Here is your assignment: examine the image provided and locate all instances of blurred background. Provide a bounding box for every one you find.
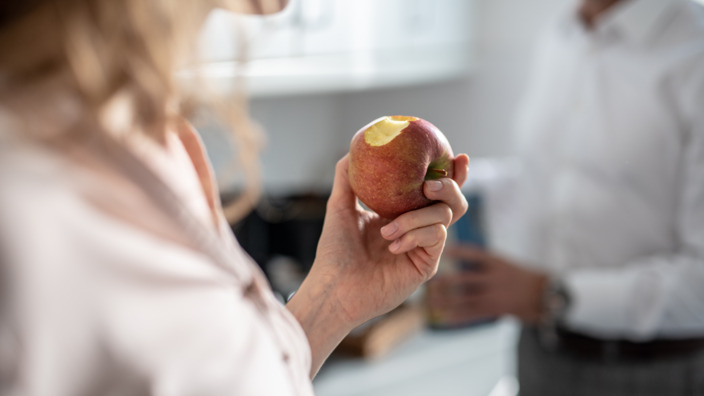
[192,0,558,395]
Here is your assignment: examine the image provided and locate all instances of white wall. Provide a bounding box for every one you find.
[201,0,565,194]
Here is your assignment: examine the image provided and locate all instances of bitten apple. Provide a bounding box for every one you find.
[348,115,455,219]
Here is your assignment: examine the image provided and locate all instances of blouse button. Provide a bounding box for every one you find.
[243,281,257,297]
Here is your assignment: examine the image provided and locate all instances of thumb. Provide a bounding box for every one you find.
[328,155,357,210]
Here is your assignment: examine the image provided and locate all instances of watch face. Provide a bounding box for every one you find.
[548,282,571,319]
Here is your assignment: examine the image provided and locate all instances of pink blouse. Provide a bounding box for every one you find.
[0,108,313,395]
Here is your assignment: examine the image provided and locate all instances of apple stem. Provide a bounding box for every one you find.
[430,168,448,177]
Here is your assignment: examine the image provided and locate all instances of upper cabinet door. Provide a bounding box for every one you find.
[191,0,475,97]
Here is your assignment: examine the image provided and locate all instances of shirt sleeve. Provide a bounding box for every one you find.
[562,59,704,341]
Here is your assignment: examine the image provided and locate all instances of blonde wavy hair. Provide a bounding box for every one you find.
[0,0,286,221]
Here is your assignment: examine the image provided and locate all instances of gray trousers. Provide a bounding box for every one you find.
[518,328,704,396]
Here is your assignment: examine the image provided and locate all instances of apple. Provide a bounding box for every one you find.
[348,115,455,219]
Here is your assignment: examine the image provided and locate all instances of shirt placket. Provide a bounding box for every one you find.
[546,33,597,275]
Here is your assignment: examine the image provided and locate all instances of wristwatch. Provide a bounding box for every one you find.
[539,277,572,349]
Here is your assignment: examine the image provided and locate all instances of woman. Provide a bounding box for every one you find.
[0,0,470,394]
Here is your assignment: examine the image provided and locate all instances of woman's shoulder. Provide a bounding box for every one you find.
[0,132,203,270]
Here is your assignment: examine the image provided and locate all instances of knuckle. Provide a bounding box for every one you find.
[418,257,439,281]
[426,264,439,280]
[434,224,448,242]
[441,205,453,226]
[458,195,469,217]
[394,216,409,233]
[400,232,415,250]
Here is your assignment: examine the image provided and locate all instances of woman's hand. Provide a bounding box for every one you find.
[287,153,469,377]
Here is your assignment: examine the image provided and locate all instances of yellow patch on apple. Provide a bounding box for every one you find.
[364,116,418,146]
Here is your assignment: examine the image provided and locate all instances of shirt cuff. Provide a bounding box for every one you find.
[562,267,664,341]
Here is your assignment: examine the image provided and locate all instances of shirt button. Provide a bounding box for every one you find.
[243,281,257,297]
[282,352,290,363]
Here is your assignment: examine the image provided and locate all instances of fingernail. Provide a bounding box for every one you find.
[427,180,443,192]
[381,222,399,237]
[389,239,401,253]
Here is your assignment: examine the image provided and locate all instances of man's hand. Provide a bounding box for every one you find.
[426,246,548,325]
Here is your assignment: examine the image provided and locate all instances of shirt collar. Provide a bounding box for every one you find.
[599,0,679,43]
[560,0,681,44]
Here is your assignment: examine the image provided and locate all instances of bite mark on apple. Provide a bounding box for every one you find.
[364,116,419,146]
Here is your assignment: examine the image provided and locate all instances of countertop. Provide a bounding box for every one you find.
[313,318,521,396]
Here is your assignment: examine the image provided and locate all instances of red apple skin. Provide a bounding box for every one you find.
[348,116,455,219]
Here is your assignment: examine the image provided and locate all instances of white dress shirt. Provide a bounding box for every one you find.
[506,0,704,340]
[0,93,313,395]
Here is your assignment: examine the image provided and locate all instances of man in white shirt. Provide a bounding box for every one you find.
[426,0,704,394]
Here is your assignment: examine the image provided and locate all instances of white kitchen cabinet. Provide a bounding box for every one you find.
[191,0,475,97]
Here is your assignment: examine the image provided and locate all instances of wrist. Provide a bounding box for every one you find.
[538,276,572,348]
[285,276,354,377]
[517,272,550,324]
